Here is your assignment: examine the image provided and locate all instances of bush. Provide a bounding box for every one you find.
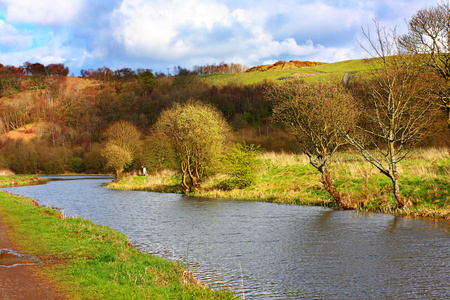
[69,157,85,173]
[142,133,176,172]
[222,142,260,189]
[84,143,107,173]
[103,143,133,179]
[154,100,230,192]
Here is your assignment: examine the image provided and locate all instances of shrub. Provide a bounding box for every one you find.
[222,142,260,189]
[69,157,85,173]
[154,100,230,192]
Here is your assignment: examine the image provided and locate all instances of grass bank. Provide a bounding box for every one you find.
[0,191,235,299]
[0,174,47,187]
[110,148,450,220]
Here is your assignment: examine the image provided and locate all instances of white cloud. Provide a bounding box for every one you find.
[110,0,366,66]
[0,0,438,73]
[1,0,84,25]
[262,59,277,65]
[112,0,231,59]
[0,32,91,73]
[293,2,368,30]
[0,20,33,50]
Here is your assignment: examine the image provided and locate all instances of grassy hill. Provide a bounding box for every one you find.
[199,59,372,86]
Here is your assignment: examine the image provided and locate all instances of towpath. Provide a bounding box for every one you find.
[0,216,66,299]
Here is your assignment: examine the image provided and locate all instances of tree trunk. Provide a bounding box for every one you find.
[181,172,190,193]
[391,172,408,208]
[388,139,408,208]
[447,104,450,129]
[188,176,201,192]
[114,168,123,182]
[320,171,354,210]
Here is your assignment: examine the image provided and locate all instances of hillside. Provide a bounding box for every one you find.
[0,77,100,138]
[246,60,326,72]
[199,58,371,86]
[3,123,37,142]
[0,58,387,146]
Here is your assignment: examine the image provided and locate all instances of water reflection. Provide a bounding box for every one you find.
[1,177,449,299]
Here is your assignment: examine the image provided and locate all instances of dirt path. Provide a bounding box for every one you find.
[0,217,66,300]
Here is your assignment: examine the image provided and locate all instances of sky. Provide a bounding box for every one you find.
[0,0,437,76]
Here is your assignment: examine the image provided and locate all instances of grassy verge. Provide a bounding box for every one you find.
[0,174,47,187]
[0,191,235,299]
[110,148,450,220]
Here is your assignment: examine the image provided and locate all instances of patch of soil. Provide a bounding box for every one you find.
[3,124,37,142]
[0,217,66,299]
[246,60,326,72]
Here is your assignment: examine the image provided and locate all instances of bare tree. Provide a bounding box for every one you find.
[267,81,358,209]
[348,21,439,208]
[399,0,450,126]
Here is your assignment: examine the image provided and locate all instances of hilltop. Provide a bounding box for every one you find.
[246,60,326,72]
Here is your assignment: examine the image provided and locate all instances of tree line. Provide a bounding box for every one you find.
[0,61,274,177]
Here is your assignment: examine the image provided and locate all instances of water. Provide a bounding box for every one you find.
[0,249,41,267]
[2,176,449,299]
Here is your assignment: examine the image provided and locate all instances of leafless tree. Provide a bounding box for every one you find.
[348,21,439,208]
[267,81,358,209]
[399,0,450,126]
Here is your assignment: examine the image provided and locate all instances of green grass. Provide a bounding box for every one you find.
[108,170,182,193]
[111,148,450,220]
[0,192,236,299]
[0,175,47,187]
[199,59,373,86]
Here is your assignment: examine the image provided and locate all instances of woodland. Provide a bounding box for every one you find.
[0,61,278,175]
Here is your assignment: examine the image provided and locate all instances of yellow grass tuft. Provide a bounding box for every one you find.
[258,151,309,166]
[410,147,449,160]
[0,169,15,176]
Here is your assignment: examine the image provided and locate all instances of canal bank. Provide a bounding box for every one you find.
[109,150,450,220]
[0,190,235,299]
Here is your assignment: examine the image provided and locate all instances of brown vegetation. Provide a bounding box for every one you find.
[246,60,326,72]
[267,81,358,209]
[349,21,441,208]
[277,73,317,80]
[400,0,450,127]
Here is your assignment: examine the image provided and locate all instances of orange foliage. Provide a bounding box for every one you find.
[246,60,326,72]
